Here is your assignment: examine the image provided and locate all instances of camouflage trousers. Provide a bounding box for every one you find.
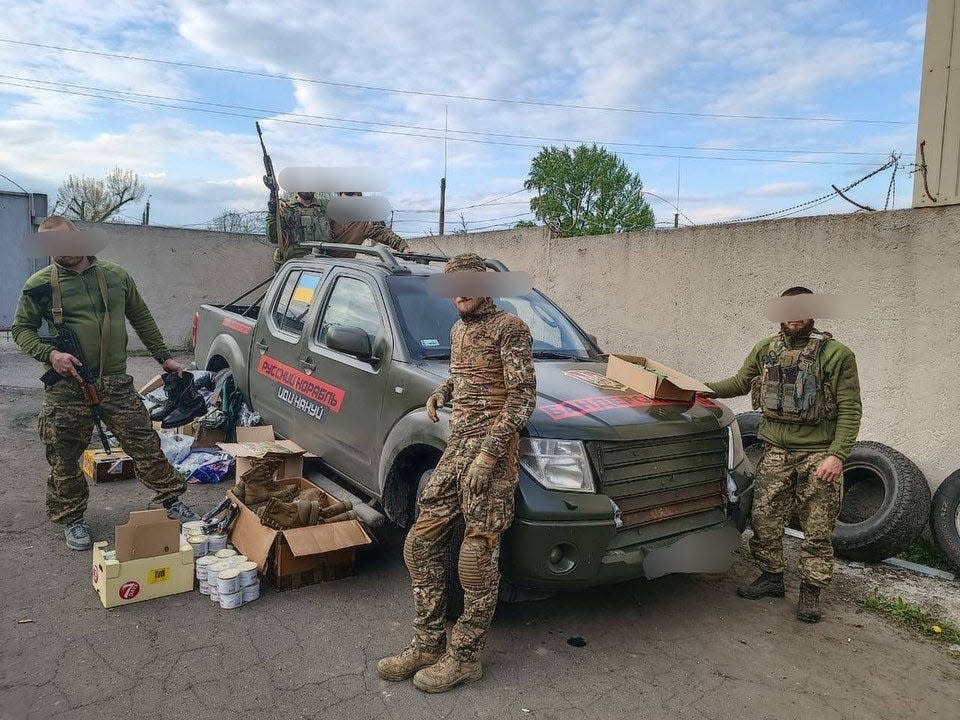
[751,445,843,587]
[39,373,186,524]
[403,435,518,663]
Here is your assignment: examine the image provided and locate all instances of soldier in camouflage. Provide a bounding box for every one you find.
[11,216,199,551]
[704,286,862,622]
[266,191,410,269]
[378,253,537,692]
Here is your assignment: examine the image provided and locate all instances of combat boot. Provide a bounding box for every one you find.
[239,455,287,506]
[377,643,444,682]
[149,373,188,421]
[161,372,208,429]
[412,653,483,693]
[64,518,92,551]
[736,571,785,599]
[257,497,301,530]
[797,583,822,623]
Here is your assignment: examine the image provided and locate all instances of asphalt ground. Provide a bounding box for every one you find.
[1,346,958,720]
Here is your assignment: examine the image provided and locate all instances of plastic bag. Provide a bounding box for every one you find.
[159,432,194,465]
[177,451,234,484]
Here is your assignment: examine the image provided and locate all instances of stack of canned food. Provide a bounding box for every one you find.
[183,521,261,609]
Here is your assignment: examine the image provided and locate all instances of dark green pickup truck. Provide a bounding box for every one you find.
[193,244,754,597]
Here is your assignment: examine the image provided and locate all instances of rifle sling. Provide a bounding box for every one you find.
[49,261,111,383]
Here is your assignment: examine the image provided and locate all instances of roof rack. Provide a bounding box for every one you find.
[300,242,410,273]
[391,251,510,272]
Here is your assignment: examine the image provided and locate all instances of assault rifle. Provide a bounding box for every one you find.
[26,285,113,454]
[257,121,286,255]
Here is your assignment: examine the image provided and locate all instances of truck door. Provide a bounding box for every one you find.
[301,270,393,488]
[248,267,325,440]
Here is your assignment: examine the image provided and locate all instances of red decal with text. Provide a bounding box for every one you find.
[256,355,345,412]
[222,317,253,335]
[118,581,140,600]
[539,393,680,421]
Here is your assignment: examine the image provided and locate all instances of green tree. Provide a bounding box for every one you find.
[524,144,654,236]
[514,220,537,228]
[57,167,145,222]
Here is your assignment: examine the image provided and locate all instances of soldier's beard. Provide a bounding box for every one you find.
[55,255,85,268]
[781,319,815,341]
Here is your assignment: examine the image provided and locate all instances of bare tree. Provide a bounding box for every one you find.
[207,209,266,234]
[57,167,146,222]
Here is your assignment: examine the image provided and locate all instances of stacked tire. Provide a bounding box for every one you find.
[931,470,960,573]
[736,412,931,562]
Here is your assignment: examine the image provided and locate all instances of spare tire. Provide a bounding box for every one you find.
[833,441,931,562]
[930,470,960,573]
[735,411,765,468]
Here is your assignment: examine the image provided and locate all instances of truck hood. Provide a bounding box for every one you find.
[420,359,733,442]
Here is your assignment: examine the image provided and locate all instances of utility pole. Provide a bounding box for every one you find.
[439,105,448,236]
[141,195,151,225]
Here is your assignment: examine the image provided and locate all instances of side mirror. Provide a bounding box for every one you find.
[326,325,374,360]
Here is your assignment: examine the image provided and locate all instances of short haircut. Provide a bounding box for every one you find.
[38,215,79,232]
[781,286,813,297]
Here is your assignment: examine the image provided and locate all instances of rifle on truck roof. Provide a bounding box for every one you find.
[257,121,286,257]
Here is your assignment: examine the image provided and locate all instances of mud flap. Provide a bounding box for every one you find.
[642,525,742,580]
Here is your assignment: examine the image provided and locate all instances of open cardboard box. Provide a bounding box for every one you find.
[606,354,712,403]
[218,425,314,480]
[91,509,194,608]
[227,476,371,591]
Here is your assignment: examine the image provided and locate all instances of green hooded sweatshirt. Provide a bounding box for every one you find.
[706,329,862,460]
[12,257,171,378]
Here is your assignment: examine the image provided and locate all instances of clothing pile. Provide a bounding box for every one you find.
[234,454,357,530]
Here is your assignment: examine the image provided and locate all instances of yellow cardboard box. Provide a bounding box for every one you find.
[91,509,194,608]
[82,448,135,483]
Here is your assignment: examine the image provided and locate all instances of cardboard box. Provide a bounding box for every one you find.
[91,509,194,608]
[218,425,308,480]
[227,477,371,591]
[82,448,136,483]
[606,354,712,403]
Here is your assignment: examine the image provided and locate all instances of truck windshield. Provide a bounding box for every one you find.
[386,274,594,360]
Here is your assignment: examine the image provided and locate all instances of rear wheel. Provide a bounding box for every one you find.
[735,411,765,468]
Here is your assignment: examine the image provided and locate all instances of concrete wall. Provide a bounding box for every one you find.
[1,191,47,328]
[64,208,959,486]
[408,206,960,487]
[79,222,273,349]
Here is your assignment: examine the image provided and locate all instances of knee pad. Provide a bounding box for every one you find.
[458,537,493,594]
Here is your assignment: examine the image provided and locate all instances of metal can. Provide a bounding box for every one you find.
[231,555,248,565]
[216,568,241,596]
[206,533,228,553]
[237,561,259,587]
[182,520,206,536]
[219,590,243,609]
[187,535,208,557]
[198,581,211,595]
[214,548,237,560]
[195,564,208,582]
[241,581,260,603]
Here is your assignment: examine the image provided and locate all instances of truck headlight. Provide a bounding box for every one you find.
[727,419,745,469]
[519,438,595,493]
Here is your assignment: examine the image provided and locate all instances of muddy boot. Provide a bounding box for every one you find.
[377,643,444,682]
[736,571,785,599]
[412,653,483,693]
[797,583,822,623]
[297,487,323,504]
[323,510,358,524]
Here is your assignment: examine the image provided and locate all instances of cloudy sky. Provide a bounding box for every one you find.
[0,0,926,236]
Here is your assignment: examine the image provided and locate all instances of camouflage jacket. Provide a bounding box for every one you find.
[434,300,537,460]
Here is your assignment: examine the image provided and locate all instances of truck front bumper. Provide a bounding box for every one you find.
[501,460,754,591]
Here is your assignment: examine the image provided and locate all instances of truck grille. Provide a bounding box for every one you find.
[591,430,727,532]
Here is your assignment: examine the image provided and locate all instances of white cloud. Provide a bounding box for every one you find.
[751,181,819,197]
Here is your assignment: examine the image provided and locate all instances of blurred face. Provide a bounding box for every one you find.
[781,318,815,340]
[453,296,486,316]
